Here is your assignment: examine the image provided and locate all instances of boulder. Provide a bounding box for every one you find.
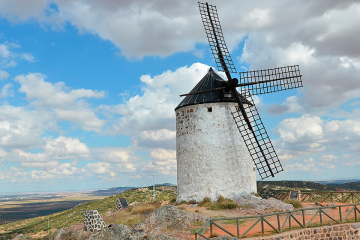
[12,234,26,240]
[89,224,131,240]
[137,205,190,233]
[231,191,293,211]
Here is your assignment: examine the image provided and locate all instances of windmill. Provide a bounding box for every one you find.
[175,2,303,202]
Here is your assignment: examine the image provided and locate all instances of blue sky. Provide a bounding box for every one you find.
[0,0,360,193]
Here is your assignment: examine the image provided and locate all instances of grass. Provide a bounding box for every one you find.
[105,202,161,226]
[283,199,303,209]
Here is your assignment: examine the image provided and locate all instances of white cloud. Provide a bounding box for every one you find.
[275,115,360,166]
[21,161,59,169]
[0,83,13,98]
[14,73,106,132]
[1,0,359,61]
[0,44,10,58]
[0,105,56,149]
[0,70,9,80]
[20,53,36,62]
[101,62,210,149]
[92,147,140,163]
[86,162,116,179]
[44,136,90,160]
[0,42,37,68]
[276,115,323,143]
[285,162,316,172]
[319,154,338,162]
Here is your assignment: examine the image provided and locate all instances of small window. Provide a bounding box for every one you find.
[207,107,212,112]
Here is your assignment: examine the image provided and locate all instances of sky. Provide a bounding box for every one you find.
[0,0,359,193]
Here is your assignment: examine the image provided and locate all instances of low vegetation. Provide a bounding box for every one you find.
[198,196,238,210]
[283,199,303,209]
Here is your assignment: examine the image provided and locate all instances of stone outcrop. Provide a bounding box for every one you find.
[136,205,190,233]
[231,191,294,211]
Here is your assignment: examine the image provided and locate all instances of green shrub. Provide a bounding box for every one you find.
[283,199,303,209]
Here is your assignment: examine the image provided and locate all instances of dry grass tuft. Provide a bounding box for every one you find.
[105,202,161,227]
[198,197,211,207]
[283,199,303,209]
[198,196,238,210]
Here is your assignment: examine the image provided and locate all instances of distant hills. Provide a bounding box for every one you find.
[326,181,360,191]
[315,179,360,185]
[258,180,360,191]
[90,187,134,196]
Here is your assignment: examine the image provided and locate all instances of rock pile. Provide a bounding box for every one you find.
[231,191,294,211]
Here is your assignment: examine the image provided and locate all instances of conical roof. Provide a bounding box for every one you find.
[175,68,250,110]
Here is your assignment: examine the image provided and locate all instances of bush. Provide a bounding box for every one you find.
[198,197,211,207]
[210,196,238,210]
[283,199,303,209]
[198,196,238,210]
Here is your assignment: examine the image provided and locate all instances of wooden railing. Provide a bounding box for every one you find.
[195,203,360,239]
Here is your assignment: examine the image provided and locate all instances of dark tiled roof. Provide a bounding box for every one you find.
[175,68,250,110]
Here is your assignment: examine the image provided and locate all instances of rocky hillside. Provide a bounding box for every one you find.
[0,187,176,239]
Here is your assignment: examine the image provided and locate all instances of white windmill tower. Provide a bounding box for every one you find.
[175,2,303,202]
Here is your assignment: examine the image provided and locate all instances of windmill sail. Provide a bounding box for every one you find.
[194,2,303,179]
[198,2,237,74]
[231,91,283,179]
[238,65,303,95]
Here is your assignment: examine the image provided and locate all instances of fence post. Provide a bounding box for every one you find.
[277,214,280,232]
[261,217,264,235]
[302,210,305,227]
[237,219,240,238]
[355,206,357,222]
[339,206,342,223]
[210,221,213,237]
[289,213,292,230]
[320,209,323,225]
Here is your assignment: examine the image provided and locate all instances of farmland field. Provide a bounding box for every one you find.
[0,194,104,225]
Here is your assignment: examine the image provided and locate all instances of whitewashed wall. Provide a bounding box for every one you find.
[176,102,257,202]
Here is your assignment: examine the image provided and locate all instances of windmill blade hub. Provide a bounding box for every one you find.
[225,78,239,92]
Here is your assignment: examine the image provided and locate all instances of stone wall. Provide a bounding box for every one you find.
[246,222,360,240]
[83,210,107,232]
[116,198,128,210]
